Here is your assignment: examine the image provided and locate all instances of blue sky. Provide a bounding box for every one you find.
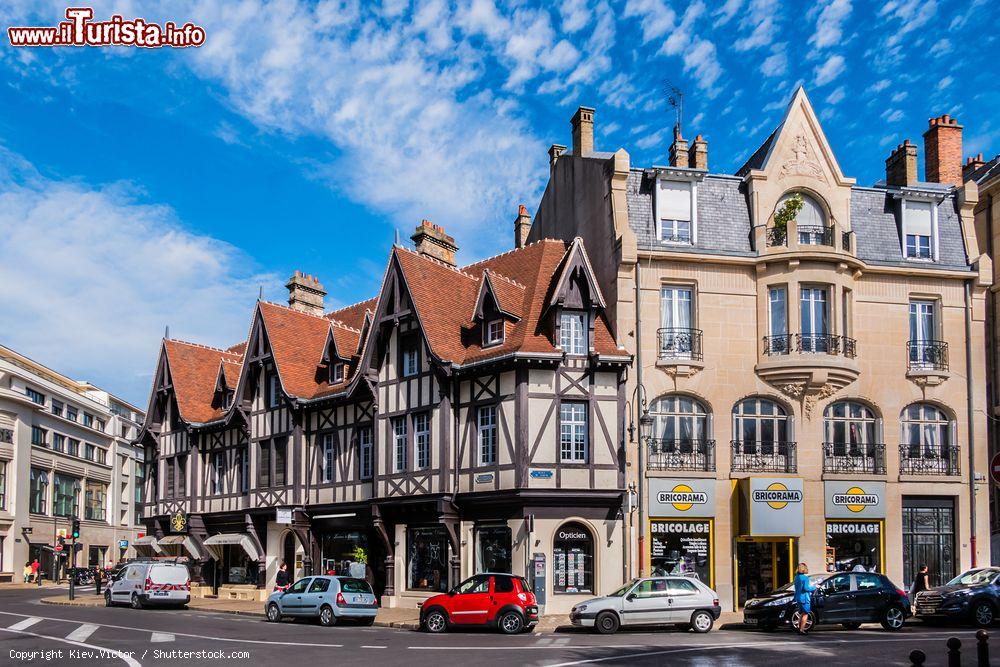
[1,0,998,405]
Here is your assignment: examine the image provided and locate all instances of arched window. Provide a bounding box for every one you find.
[823,401,883,474]
[649,395,712,470]
[732,397,792,472]
[553,522,594,595]
[29,468,48,514]
[900,404,957,474]
[778,192,827,244]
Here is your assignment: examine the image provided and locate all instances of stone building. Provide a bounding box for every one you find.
[134,226,630,613]
[0,343,145,581]
[528,87,991,609]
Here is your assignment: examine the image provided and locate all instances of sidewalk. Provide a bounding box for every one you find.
[39,591,744,632]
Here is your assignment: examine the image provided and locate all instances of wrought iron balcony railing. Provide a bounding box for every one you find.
[907,340,949,372]
[797,225,835,246]
[842,231,852,252]
[647,438,716,472]
[899,444,960,475]
[657,328,703,361]
[823,442,886,475]
[762,334,857,358]
[731,440,797,473]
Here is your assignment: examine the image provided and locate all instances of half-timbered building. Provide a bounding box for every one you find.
[136,223,630,612]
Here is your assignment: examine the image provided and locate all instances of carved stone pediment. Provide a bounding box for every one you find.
[778,133,828,184]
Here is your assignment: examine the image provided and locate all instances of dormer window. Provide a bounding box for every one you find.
[483,319,504,347]
[657,179,694,245]
[330,361,345,384]
[902,199,935,260]
[559,311,587,355]
[223,391,234,409]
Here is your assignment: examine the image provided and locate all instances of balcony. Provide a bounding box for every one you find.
[899,444,960,476]
[796,225,835,246]
[656,328,704,376]
[731,440,797,473]
[757,333,860,398]
[906,340,949,386]
[823,443,886,475]
[762,334,856,358]
[647,438,716,472]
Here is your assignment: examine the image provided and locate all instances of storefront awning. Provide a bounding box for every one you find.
[133,535,162,556]
[202,533,260,562]
[157,534,202,560]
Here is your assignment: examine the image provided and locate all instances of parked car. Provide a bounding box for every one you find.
[265,575,378,626]
[105,560,190,609]
[570,576,721,634]
[914,567,1000,628]
[419,573,539,634]
[743,571,909,632]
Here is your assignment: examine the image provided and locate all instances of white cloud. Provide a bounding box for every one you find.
[881,108,904,123]
[809,0,852,49]
[713,0,744,26]
[622,0,677,43]
[660,1,705,56]
[814,54,846,86]
[937,75,954,90]
[683,38,723,96]
[931,37,953,54]
[0,147,276,405]
[734,0,780,51]
[635,129,668,151]
[868,79,891,93]
[891,91,908,103]
[825,86,846,105]
[760,44,788,78]
[559,0,591,32]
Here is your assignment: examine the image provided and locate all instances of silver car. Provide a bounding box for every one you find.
[569,576,721,634]
[265,575,378,626]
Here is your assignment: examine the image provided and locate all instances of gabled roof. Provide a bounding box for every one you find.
[257,300,340,400]
[472,269,525,321]
[162,339,235,424]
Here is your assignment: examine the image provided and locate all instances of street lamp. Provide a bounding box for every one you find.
[637,406,654,577]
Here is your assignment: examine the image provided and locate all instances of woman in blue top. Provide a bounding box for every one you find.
[793,563,816,634]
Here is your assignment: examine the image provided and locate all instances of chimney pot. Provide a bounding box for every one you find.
[669,124,688,167]
[688,134,708,170]
[923,113,964,186]
[514,203,532,249]
[286,271,326,316]
[571,106,595,157]
[411,220,458,266]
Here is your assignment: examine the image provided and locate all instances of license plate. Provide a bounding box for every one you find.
[153,592,169,596]
[744,617,758,625]
[353,595,365,603]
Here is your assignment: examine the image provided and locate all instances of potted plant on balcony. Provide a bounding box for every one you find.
[772,193,804,244]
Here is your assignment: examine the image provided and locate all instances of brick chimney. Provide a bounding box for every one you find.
[571,106,594,157]
[923,114,963,186]
[962,153,986,182]
[688,134,708,170]
[669,124,688,167]
[885,139,918,187]
[411,219,458,266]
[286,271,326,316]
[514,204,532,249]
[548,143,566,170]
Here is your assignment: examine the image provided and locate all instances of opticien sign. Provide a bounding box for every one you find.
[751,482,802,510]
[657,484,709,512]
[831,486,880,513]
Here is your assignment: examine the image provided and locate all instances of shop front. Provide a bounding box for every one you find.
[202,533,261,585]
[647,478,715,587]
[474,524,513,573]
[824,481,885,573]
[735,477,803,606]
[552,522,595,595]
[406,525,451,594]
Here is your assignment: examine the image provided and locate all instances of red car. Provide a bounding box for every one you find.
[419,573,539,634]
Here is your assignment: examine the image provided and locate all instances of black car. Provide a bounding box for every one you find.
[914,567,1000,628]
[743,571,909,632]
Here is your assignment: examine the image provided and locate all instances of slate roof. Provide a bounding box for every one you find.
[968,155,1000,185]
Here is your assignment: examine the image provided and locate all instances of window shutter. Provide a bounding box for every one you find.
[658,180,692,221]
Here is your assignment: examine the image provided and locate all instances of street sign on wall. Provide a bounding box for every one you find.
[991,452,1000,486]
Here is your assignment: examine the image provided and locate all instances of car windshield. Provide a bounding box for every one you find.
[608,580,639,597]
[773,574,826,594]
[946,568,1000,586]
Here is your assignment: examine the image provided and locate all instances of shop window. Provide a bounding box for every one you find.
[826,521,882,572]
[476,525,512,573]
[553,522,594,594]
[407,526,450,593]
[650,519,712,584]
[321,530,367,576]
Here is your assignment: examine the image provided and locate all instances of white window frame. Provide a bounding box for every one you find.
[393,417,407,472]
[321,433,335,483]
[478,406,498,466]
[659,285,694,359]
[559,402,588,463]
[901,199,938,262]
[484,319,505,347]
[359,427,373,480]
[655,177,697,245]
[414,413,430,470]
[559,311,587,356]
[331,362,345,384]
[402,343,419,377]
[268,374,281,408]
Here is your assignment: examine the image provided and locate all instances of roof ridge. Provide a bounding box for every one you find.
[484,268,526,290]
[396,245,478,281]
[167,339,229,354]
[328,318,362,334]
[324,296,377,319]
[461,238,565,272]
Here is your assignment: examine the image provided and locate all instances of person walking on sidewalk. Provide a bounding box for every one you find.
[793,563,817,634]
[909,564,931,613]
[275,561,290,593]
[30,559,40,583]
[23,561,33,583]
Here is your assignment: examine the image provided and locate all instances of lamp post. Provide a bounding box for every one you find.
[637,406,654,578]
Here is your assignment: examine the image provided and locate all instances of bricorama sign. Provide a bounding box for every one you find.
[648,478,716,518]
[747,478,804,536]
[824,481,886,519]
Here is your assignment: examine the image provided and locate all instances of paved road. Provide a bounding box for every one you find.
[0,588,988,666]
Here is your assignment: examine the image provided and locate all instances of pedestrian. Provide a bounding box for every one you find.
[909,564,931,611]
[31,559,40,582]
[793,562,817,634]
[23,561,33,583]
[275,561,290,592]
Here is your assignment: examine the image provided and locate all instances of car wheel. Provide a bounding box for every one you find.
[319,605,337,627]
[790,610,814,633]
[130,593,143,610]
[104,592,113,607]
[881,606,906,631]
[423,609,448,634]
[266,603,282,623]
[972,601,995,628]
[498,611,524,635]
[595,611,620,635]
[361,617,376,627]
[691,610,714,634]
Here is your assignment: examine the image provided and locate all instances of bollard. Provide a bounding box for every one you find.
[909,649,926,666]
[977,630,990,667]
[947,637,961,667]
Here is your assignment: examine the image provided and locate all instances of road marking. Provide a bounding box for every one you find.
[0,626,140,667]
[361,645,386,648]
[8,617,42,630]
[406,644,647,650]
[66,623,99,642]
[151,632,175,642]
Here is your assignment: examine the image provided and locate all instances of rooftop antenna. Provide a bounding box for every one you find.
[394,228,401,247]
[258,285,263,300]
[164,325,170,340]
[666,81,684,136]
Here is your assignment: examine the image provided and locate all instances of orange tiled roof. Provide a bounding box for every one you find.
[163,340,232,424]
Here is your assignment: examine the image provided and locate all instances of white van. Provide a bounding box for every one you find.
[105,560,190,609]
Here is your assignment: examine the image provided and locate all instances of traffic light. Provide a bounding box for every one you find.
[71,518,80,540]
